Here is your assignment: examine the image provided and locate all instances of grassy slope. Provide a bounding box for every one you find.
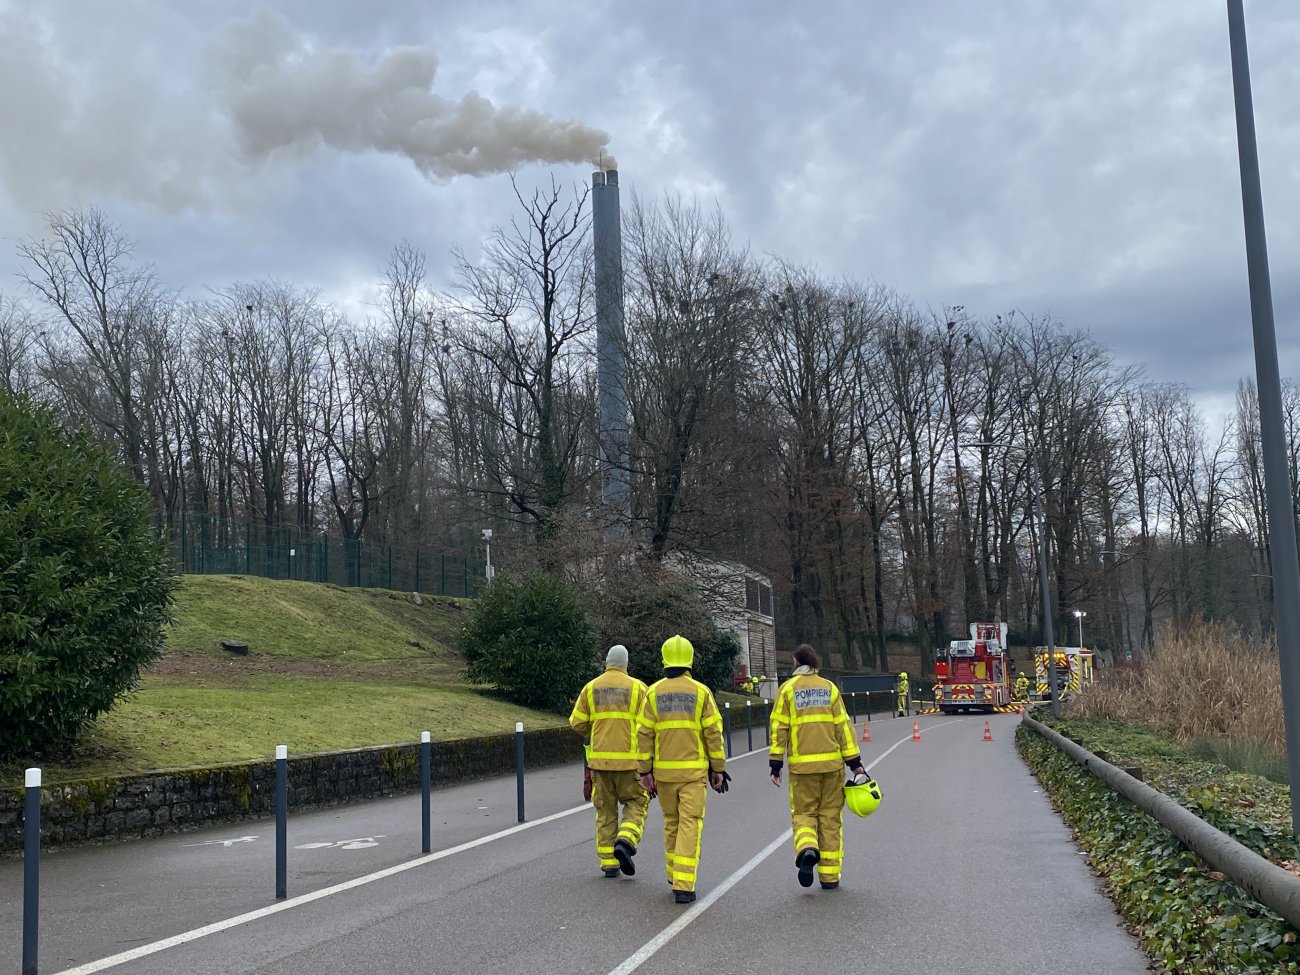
[3,575,568,785]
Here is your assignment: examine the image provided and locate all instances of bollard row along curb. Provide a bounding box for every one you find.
[1022,713,1300,930]
[1,726,584,855]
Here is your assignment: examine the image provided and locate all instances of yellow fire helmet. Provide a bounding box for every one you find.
[661,634,695,668]
[844,775,883,818]
[897,671,908,679]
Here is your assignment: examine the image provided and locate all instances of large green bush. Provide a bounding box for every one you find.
[459,572,599,712]
[591,565,740,692]
[0,395,177,756]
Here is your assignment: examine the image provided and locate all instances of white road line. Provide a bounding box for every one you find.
[51,803,590,975]
[606,723,961,975]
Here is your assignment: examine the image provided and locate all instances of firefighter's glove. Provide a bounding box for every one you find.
[582,766,593,803]
[770,760,784,777]
[711,770,731,794]
[847,759,865,776]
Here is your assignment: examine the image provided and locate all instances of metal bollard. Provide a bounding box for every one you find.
[746,700,753,752]
[764,699,771,746]
[723,702,732,757]
[275,745,287,900]
[515,722,525,823]
[23,768,40,975]
[420,731,431,854]
[849,691,857,723]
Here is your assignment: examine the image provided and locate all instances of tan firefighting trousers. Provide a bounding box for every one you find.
[658,778,707,891]
[592,770,650,871]
[790,770,845,884]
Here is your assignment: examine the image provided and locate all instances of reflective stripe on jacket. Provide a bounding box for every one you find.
[569,667,648,771]
[636,674,726,782]
[770,673,860,773]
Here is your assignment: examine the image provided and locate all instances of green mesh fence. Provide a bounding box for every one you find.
[167,512,485,597]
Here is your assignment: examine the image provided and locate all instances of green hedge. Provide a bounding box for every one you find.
[1017,719,1300,973]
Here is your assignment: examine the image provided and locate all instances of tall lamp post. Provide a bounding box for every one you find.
[1073,609,1086,649]
[482,528,495,582]
[968,442,1060,717]
[1225,0,1300,833]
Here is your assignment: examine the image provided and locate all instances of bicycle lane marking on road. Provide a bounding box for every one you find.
[606,721,966,975]
[49,745,778,975]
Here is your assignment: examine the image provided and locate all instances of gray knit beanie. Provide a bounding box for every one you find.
[606,644,629,668]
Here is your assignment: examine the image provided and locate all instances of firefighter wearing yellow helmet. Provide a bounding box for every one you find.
[637,634,727,904]
[569,644,650,878]
[769,644,870,889]
[1014,671,1030,703]
[895,670,910,717]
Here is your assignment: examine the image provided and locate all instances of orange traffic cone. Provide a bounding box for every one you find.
[860,721,871,742]
[1018,704,1025,716]
[983,720,993,742]
[911,721,922,742]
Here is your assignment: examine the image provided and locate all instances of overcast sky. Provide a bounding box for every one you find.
[2,0,1297,425]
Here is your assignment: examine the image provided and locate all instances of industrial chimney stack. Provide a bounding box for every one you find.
[592,169,629,537]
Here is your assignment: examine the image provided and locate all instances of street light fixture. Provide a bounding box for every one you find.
[966,441,1060,717]
[481,528,495,582]
[1073,609,1086,649]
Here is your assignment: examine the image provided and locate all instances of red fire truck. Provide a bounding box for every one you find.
[935,623,1012,714]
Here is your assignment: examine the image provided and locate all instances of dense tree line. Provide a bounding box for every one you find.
[0,193,1289,671]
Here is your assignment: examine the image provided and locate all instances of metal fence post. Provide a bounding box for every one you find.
[275,745,287,900]
[23,768,40,975]
[421,731,431,854]
[746,700,753,752]
[764,699,771,747]
[415,550,421,594]
[723,702,732,758]
[515,722,526,823]
[849,691,857,723]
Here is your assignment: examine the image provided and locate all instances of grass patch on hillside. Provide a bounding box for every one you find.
[3,677,568,785]
[168,575,467,662]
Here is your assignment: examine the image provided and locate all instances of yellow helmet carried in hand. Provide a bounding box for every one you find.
[844,775,883,818]
[661,634,695,668]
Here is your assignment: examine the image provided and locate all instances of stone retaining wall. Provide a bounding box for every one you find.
[1,727,583,853]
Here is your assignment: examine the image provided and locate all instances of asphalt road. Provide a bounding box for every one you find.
[1,713,1151,975]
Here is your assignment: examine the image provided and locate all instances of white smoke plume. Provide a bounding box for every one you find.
[0,7,614,216]
[216,12,616,178]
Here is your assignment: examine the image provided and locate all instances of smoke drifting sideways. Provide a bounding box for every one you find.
[0,8,614,218]
[216,12,615,180]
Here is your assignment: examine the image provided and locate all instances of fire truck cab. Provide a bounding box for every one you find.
[935,622,1011,714]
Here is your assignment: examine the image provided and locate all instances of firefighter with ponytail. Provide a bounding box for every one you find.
[770,644,874,889]
[637,635,728,904]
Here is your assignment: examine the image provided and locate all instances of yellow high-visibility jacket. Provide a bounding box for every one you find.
[636,674,726,782]
[569,667,648,771]
[770,672,860,774]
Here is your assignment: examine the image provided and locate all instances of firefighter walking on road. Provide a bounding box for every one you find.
[770,644,870,890]
[569,644,650,878]
[637,635,727,904]
[895,670,910,716]
[1014,671,1030,703]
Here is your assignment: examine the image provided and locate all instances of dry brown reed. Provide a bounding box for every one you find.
[1066,621,1284,750]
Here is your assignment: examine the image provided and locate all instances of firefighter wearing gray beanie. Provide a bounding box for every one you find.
[569,642,649,878]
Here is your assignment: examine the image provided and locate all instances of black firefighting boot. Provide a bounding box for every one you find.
[614,839,637,876]
[796,849,819,888]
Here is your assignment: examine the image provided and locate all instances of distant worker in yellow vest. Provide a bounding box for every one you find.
[895,671,910,716]
[569,644,650,878]
[770,644,869,889]
[637,635,728,904]
[1014,671,1030,703]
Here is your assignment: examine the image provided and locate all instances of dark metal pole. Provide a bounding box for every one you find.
[849,691,857,723]
[723,702,732,758]
[275,745,287,899]
[1031,455,1061,719]
[1226,0,1300,833]
[746,700,753,752]
[420,731,431,854]
[515,722,525,823]
[23,768,39,975]
[763,699,771,747]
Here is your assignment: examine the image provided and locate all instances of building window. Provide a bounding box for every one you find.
[759,582,772,618]
[746,577,760,612]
